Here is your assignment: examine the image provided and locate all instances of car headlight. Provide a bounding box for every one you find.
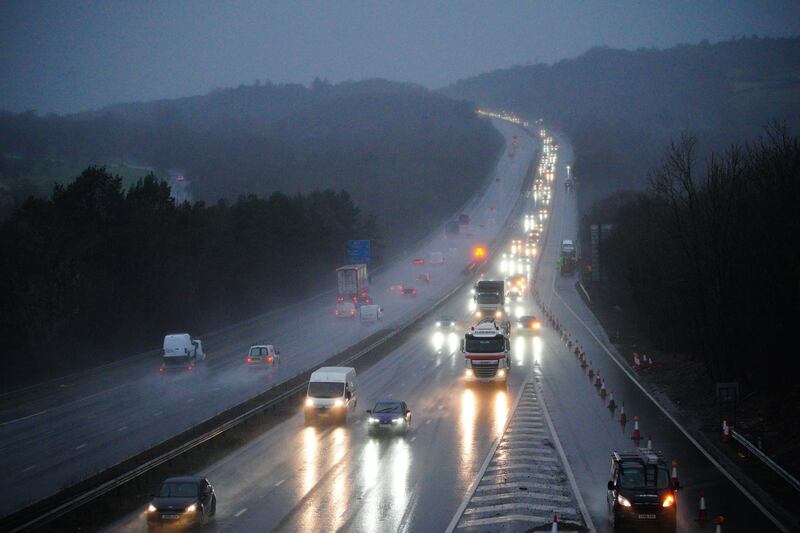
[393,418,404,424]
[450,322,455,327]
[369,417,379,424]
[617,495,632,507]
[436,321,441,327]
[662,494,675,508]
[186,503,197,512]
[334,399,344,407]
[147,504,157,513]
[305,398,314,407]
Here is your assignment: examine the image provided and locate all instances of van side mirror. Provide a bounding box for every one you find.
[607,481,615,491]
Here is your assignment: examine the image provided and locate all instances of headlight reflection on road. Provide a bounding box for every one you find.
[493,390,508,438]
[329,428,350,531]
[533,336,543,366]
[460,389,476,476]
[447,332,460,354]
[360,440,380,532]
[514,335,526,366]
[299,426,319,532]
[432,331,444,352]
[389,440,411,524]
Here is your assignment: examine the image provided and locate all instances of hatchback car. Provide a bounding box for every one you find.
[366,399,412,435]
[146,476,216,530]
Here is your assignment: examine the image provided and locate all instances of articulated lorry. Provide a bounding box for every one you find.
[336,264,370,305]
[462,321,511,384]
[560,240,577,275]
[474,280,505,320]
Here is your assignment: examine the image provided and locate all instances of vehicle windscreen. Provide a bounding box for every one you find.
[307,382,344,398]
[250,347,267,356]
[465,334,505,353]
[619,465,670,489]
[159,482,198,498]
[477,293,501,304]
[373,402,403,413]
[163,355,190,366]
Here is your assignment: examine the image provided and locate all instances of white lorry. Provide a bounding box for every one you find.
[304,367,358,424]
[462,321,511,384]
[161,333,205,372]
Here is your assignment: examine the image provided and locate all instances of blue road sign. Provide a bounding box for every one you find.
[347,240,371,263]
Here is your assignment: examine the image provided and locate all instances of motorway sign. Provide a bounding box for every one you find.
[347,239,371,264]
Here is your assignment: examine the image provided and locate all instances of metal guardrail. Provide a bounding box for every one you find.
[10,126,538,533]
[731,429,800,493]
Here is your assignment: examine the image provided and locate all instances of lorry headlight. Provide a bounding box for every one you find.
[498,369,506,377]
[334,399,344,407]
[465,369,473,377]
[495,311,503,318]
[305,398,314,407]
[475,311,482,318]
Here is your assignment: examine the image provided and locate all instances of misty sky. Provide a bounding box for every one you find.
[2,0,799,115]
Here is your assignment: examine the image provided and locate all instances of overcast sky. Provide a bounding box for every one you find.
[1,0,798,114]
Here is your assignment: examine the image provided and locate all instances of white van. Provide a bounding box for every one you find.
[428,251,445,265]
[161,333,205,372]
[304,367,357,424]
[359,305,384,323]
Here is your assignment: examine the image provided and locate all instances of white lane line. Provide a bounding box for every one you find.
[554,289,788,532]
[22,465,35,472]
[458,513,575,530]
[75,443,87,450]
[234,508,248,517]
[425,419,432,425]
[463,501,577,516]
[274,479,285,487]
[153,410,163,416]
[445,372,531,533]
[186,398,194,403]
[437,404,444,410]
[535,377,596,532]
[410,436,417,442]
[0,409,48,427]
[471,491,573,504]
[117,426,127,432]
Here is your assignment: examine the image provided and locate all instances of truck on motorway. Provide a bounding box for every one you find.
[474,280,505,320]
[304,367,358,424]
[359,304,383,323]
[462,321,511,384]
[336,264,370,305]
[161,333,205,372]
[560,239,577,275]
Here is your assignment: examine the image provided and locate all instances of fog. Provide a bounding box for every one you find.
[1,0,799,114]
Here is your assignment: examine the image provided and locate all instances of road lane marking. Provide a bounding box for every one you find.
[410,436,417,442]
[186,398,194,403]
[275,479,285,487]
[425,419,431,424]
[75,443,87,450]
[153,410,163,416]
[234,508,247,517]
[22,465,35,472]
[0,410,47,427]
[117,426,127,432]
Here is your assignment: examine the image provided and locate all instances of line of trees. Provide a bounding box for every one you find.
[585,127,799,388]
[0,167,380,390]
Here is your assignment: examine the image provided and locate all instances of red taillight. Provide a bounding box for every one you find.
[187,366,193,371]
[246,357,252,363]
[159,367,164,373]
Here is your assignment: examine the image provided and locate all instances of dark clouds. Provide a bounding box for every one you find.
[1,0,798,114]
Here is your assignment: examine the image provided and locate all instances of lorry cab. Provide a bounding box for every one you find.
[462,321,511,384]
[304,367,358,424]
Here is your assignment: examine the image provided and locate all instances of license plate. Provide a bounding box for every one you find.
[161,514,180,519]
[638,514,656,520]
[318,412,329,417]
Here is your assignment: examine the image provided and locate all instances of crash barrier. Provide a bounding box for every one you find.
[729,428,800,493]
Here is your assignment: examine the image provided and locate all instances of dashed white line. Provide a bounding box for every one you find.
[425,419,432,425]
[410,436,417,442]
[22,465,36,473]
[75,443,87,450]
[234,507,248,517]
[0,410,47,427]
[117,426,127,432]
[186,398,194,403]
[274,479,285,487]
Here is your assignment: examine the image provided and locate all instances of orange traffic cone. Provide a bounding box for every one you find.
[607,390,616,409]
[587,365,594,379]
[633,352,641,369]
[600,380,607,398]
[631,415,641,443]
[714,515,725,532]
[722,420,730,443]
[619,402,627,424]
[697,490,708,522]
[594,370,602,387]
[671,460,680,489]
[550,511,558,533]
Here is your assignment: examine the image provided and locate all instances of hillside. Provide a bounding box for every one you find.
[443,36,800,211]
[0,80,503,246]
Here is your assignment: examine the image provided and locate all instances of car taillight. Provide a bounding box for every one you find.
[187,366,193,371]
[267,356,273,363]
[246,357,252,363]
[159,367,164,373]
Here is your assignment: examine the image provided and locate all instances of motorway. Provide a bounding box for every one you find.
[0,119,536,518]
[110,126,789,533]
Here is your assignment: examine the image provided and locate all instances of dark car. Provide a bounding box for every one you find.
[146,476,216,530]
[366,399,412,435]
[607,449,677,531]
[435,315,457,329]
[517,315,542,334]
